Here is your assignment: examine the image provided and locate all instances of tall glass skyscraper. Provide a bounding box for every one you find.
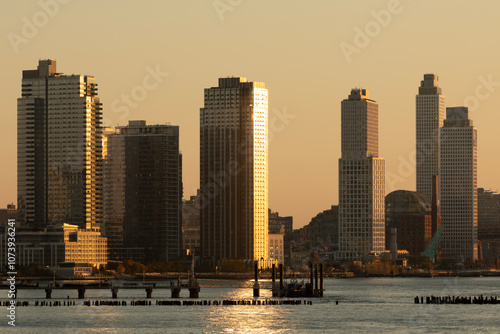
[104,121,183,263]
[200,77,268,264]
[416,74,445,200]
[440,107,478,261]
[17,60,102,230]
[337,89,385,261]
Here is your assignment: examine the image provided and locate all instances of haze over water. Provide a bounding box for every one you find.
[2,277,499,333]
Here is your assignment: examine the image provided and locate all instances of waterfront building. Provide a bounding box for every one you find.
[183,191,201,256]
[269,210,293,265]
[477,188,500,259]
[385,190,432,256]
[440,107,478,261]
[478,188,500,240]
[0,223,107,268]
[268,233,284,264]
[103,120,182,263]
[0,203,17,227]
[416,74,445,200]
[63,224,108,268]
[17,59,103,230]
[199,77,268,265]
[269,210,293,235]
[337,89,385,261]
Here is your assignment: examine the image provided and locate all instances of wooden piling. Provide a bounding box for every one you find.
[146,288,153,298]
[253,261,260,297]
[189,286,200,298]
[314,264,318,295]
[319,263,324,297]
[77,288,85,299]
[171,287,180,298]
[279,264,284,292]
[309,263,314,295]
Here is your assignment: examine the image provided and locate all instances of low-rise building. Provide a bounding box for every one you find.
[183,191,200,256]
[0,203,17,228]
[268,233,284,264]
[0,223,107,269]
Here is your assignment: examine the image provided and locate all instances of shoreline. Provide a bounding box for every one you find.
[2,269,500,283]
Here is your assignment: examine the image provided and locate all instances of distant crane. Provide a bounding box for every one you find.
[421,225,444,263]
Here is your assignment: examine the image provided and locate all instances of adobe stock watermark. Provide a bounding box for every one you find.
[268,106,296,144]
[102,65,169,126]
[7,0,72,54]
[213,0,244,21]
[463,74,500,111]
[339,0,409,64]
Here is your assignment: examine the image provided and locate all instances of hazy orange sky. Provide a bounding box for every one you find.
[1,1,500,228]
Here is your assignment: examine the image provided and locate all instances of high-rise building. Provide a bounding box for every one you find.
[416,74,445,200]
[477,188,500,259]
[17,59,102,230]
[104,120,183,263]
[478,188,500,241]
[337,89,385,261]
[200,77,268,264]
[440,107,478,261]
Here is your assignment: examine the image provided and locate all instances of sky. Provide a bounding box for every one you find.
[1,0,500,229]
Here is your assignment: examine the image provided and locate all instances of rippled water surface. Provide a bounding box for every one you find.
[2,277,500,333]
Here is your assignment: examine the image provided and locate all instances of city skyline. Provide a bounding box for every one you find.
[3,1,500,228]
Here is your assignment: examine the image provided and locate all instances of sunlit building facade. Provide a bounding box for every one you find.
[416,74,445,200]
[0,223,107,268]
[200,77,268,264]
[63,224,108,268]
[337,89,385,261]
[268,233,284,264]
[440,107,478,261]
[17,59,103,230]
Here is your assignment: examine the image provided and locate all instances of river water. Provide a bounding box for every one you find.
[2,277,499,333]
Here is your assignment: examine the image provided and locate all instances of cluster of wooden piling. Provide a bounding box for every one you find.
[1,298,313,307]
[83,300,127,306]
[415,295,500,304]
[141,299,312,306]
[1,301,30,307]
[3,300,77,307]
[220,299,311,306]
